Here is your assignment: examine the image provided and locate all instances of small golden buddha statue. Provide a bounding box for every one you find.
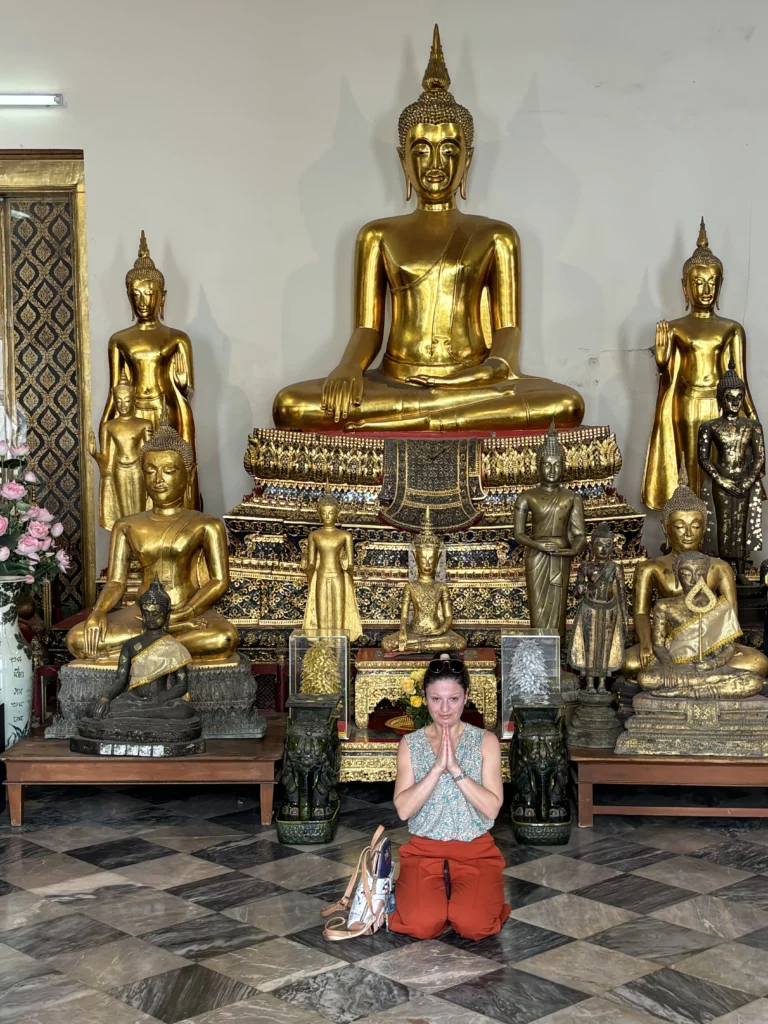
[273,26,584,433]
[638,550,763,700]
[513,421,587,641]
[302,492,362,640]
[623,465,768,679]
[67,415,237,664]
[381,509,465,654]
[89,369,153,530]
[100,231,199,508]
[642,218,759,508]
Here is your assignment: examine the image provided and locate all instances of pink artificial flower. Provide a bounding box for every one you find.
[0,516,8,538]
[39,536,52,551]
[10,445,29,457]
[33,507,54,523]
[23,472,37,484]
[50,522,63,538]
[0,481,25,500]
[0,442,8,457]
[55,549,71,572]
[0,548,10,562]
[24,575,34,585]
[26,520,50,540]
[16,534,41,556]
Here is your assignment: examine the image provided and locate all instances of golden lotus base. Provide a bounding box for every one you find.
[615,692,768,757]
[353,648,497,730]
[339,729,510,782]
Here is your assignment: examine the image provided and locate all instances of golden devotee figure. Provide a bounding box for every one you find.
[381,509,465,653]
[638,550,763,700]
[301,493,362,641]
[273,26,584,433]
[513,422,587,641]
[100,231,199,508]
[623,465,768,680]
[67,416,237,664]
[642,218,758,508]
[89,370,153,530]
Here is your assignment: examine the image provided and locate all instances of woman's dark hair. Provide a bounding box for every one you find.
[423,653,470,693]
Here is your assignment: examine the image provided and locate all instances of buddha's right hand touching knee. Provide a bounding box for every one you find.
[83,611,107,658]
[322,363,364,423]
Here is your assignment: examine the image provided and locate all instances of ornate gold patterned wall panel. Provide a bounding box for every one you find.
[0,152,94,611]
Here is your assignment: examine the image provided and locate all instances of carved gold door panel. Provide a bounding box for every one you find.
[0,152,94,612]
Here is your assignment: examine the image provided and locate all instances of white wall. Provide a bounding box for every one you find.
[3,0,768,566]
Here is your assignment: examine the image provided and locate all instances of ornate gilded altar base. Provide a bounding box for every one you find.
[222,426,645,662]
[615,692,768,757]
[353,648,497,730]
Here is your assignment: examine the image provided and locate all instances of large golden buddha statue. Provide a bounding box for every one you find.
[273,26,584,433]
[642,219,759,508]
[99,231,199,509]
[67,417,237,664]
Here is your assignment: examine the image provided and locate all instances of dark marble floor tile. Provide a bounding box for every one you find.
[0,880,20,899]
[1,911,127,960]
[441,919,573,964]
[67,836,174,870]
[0,962,94,1022]
[566,836,674,872]
[692,839,768,874]
[440,964,586,1024]
[736,924,768,951]
[112,808,211,830]
[610,964,753,1023]
[0,837,52,866]
[139,912,270,960]
[41,880,148,908]
[316,839,391,867]
[0,805,79,831]
[493,840,548,868]
[206,810,275,835]
[575,874,697,914]
[299,877,349,903]
[337,806,402,833]
[25,784,105,805]
[503,877,561,909]
[274,963,409,1024]
[167,871,286,910]
[591,916,722,964]
[291,922,418,964]
[196,836,298,870]
[336,783,394,805]
[110,963,260,1023]
[715,875,768,910]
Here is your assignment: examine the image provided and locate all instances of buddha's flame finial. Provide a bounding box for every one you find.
[678,459,689,488]
[423,24,450,93]
[683,216,722,277]
[414,504,440,550]
[126,229,165,289]
[113,366,134,397]
[537,417,565,462]
[159,395,170,429]
[697,217,708,249]
[138,229,150,260]
[141,395,195,472]
[661,458,707,527]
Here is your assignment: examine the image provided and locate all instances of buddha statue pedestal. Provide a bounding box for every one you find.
[615,692,768,757]
[567,689,622,750]
[353,648,497,730]
[47,655,266,742]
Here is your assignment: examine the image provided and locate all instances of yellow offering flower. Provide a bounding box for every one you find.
[401,678,416,695]
[410,695,423,708]
[411,669,426,686]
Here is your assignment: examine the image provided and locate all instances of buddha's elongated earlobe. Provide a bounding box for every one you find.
[459,148,473,202]
[681,278,689,311]
[406,177,412,202]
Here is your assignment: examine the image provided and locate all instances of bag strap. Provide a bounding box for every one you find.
[319,825,386,920]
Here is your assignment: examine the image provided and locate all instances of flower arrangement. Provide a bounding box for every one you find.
[0,442,69,587]
[398,668,430,729]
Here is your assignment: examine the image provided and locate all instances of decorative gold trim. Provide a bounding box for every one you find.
[0,151,94,604]
[353,666,497,730]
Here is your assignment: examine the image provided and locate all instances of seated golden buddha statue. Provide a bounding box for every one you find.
[273,26,584,433]
[623,466,768,680]
[381,509,465,654]
[638,550,763,700]
[67,415,238,664]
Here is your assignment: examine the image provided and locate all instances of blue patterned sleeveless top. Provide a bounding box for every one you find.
[405,724,495,841]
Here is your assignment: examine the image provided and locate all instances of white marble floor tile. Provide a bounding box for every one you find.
[515,939,659,995]
[675,941,768,997]
[530,994,669,1023]
[117,853,233,889]
[632,855,754,894]
[50,935,190,990]
[21,824,129,853]
[504,854,621,892]
[203,936,343,990]
[247,854,352,890]
[361,939,498,993]
[511,893,639,938]
[653,894,768,940]
[710,999,768,1023]
[222,892,329,935]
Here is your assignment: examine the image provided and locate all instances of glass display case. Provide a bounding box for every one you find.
[500,629,561,738]
[289,629,350,738]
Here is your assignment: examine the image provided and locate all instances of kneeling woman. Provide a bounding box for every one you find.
[389,655,510,941]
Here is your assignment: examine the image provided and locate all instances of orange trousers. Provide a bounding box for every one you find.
[388,832,511,941]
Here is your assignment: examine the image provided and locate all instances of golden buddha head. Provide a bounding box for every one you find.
[717,358,746,416]
[661,463,708,553]
[316,491,340,527]
[682,218,723,311]
[112,368,136,417]
[126,230,166,321]
[414,507,441,576]
[536,420,565,485]
[140,410,196,508]
[398,25,474,203]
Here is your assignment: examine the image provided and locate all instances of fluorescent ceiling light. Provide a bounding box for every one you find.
[0,94,63,107]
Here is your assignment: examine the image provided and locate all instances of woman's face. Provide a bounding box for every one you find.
[425,677,467,727]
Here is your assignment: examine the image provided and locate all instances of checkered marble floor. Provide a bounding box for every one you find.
[2,785,768,1023]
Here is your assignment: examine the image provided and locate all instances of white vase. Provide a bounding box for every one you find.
[0,577,33,748]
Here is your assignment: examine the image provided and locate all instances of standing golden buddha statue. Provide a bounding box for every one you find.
[301,492,362,640]
[99,231,199,509]
[273,26,584,432]
[642,219,759,508]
